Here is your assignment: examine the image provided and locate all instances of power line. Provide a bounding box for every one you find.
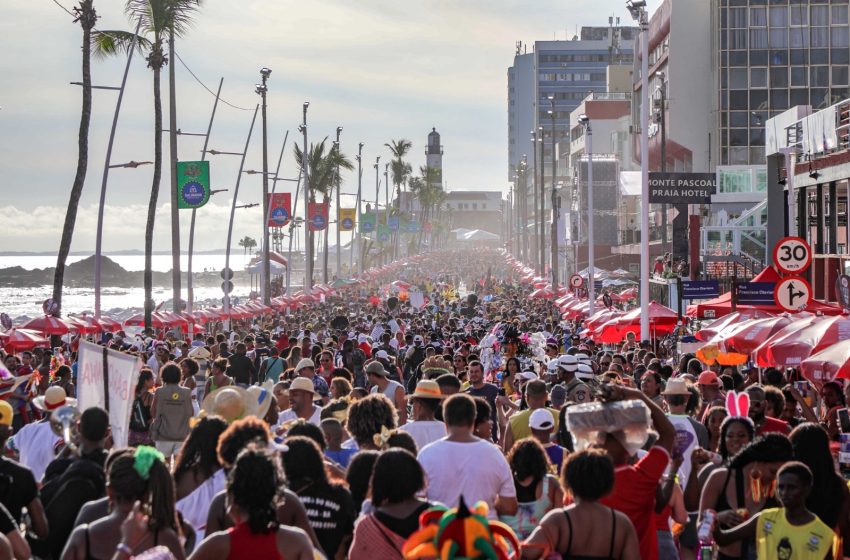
[50,0,75,18]
[174,51,254,112]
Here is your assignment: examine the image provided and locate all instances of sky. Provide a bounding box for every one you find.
[0,0,660,254]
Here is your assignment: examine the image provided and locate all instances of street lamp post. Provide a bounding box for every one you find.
[223,106,260,329]
[628,0,650,340]
[549,96,557,289]
[538,124,545,274]
[384,163,390,264]
[374,156,380,266]
[351,142,363,274]
[335,127,342,279]
[531,130,539,273]
[579,115,594,316]
[257,67,271,305]
[521,155,529,262]
[300,102,311,290]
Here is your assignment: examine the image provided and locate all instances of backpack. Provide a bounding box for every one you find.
[129,395,149,432]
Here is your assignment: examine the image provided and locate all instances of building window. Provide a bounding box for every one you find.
[790,66,808,87]
[812,27,829,48]
[730,30,747,49]
[812,5,829,26]
[834,65,849,86]
[770,6,787,27]
[790,6,808,26]
[730,8,747,28]
[811,66,830,87]
[751,67,768,88]
[770,67,788,88]
[832,26,850,48]
[769,28,788,48]
[730,68,748,89]
[472,203,478,210]
[834,6,849,26]
[750,29,768,49]
[751,7,767,27]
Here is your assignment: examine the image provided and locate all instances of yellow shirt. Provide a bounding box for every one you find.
[756,508,836,560]
[508,407,561,441]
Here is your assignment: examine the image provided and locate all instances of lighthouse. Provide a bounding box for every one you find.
[425,127,443,188]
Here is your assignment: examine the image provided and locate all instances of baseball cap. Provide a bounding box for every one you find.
[698,370,721,386]
[414,335,424,344]
[546,358,560,374]
[529,408,555,431]
[295,358,315,371]
[375,350,389,360]
[365,361,388,377]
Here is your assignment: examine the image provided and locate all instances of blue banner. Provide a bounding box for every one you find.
[388,216,399,231]
[681,280,720,300]
[737,282,776,305]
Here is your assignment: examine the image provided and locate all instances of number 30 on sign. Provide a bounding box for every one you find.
[773,237,812,275]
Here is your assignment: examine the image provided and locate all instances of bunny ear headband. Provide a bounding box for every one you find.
[726,391,750,418]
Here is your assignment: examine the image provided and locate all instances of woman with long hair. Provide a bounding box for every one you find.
[500,438,562,540]
[349,449,433,559]
[699,433,793,560]
[501,357,522,397]
[174,416,228,544]
[285,346,303,371]
[189,446,314,560]
[129,369,156,447]
[345,451,380,514]
[282,436,356,559]
[789,422,850,550]
[523,449,640,559]
[702,406,728,454]
[62,447,184,560]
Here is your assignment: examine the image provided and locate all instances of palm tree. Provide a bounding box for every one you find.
[94,0,201,331]
[51,1,98,318]
[413,166,444,252]
[294,139,353,283]
[238,236,256,256]
[385,139,412,259]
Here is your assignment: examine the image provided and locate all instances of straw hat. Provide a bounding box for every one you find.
[288,377,316,394]
[406,380,445,400]
[662,378,691,396]
[295,358,315,371]
[201,386,257,423]
[34,386,77,411]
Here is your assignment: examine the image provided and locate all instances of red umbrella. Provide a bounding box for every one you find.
[158,311,188,329]
[751,314,823,367]
[124,313,168,329]
[755,314,850,368]
[1,329,49,352]
[596,302,678,342]
[618,287,638,300]
[19,315,72,336]
[529,287,554,299]
[695,310,774,341]
[64,316,97,334]
[715,314,804,355]
[801,339,850,386]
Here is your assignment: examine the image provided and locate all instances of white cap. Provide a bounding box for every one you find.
[547,358,560,374]
[575,353,591,365]
[376,349,389,360]
[518,371,538,381]
[414,335,424,343]
[575,363,595,380]
[558,354,578,372]
[529,408,555,431]
[357,334,368,344]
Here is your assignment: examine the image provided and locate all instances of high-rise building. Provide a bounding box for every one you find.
[714,0,850,167]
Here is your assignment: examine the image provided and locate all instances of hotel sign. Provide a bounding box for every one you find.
[648,173,716,204]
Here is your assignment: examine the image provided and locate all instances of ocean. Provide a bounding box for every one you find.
[0,253,249,273]
[0,253,257,319]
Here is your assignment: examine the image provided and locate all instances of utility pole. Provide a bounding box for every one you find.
[168,29,181,313]
[384,163,390,264]
[521,156,528,262]
[579,115,594,316]
[374,156,381,266]
[658,72,669,254]
[257,67,271,304]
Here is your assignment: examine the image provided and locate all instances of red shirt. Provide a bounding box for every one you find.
[757,416,790,436]
[601,446,670,560]
[358,342,372,356]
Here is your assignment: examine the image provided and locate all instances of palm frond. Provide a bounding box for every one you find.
[92,30,151,59]
[126,0,201,38]
[384,139,413,159]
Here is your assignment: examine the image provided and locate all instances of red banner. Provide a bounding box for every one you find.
[308,202,329,231]
[267,193,291,227]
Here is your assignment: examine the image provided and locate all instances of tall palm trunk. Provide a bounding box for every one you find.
[322,193,330,283]
[144,46,165,332]
[52,0,97,317]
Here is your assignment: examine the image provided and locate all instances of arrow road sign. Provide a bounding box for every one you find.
[774,276,811,312]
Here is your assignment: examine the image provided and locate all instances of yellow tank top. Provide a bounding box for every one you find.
[756,508,837,560]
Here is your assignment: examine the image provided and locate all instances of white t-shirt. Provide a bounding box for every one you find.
[276,405,322,428]
[418,438,515,518]
[400,420,447,451]
[14,421,61,482]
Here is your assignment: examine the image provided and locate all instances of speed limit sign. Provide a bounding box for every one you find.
[569,274,584,289]
[774,276,812,312]
[773,236,812,275]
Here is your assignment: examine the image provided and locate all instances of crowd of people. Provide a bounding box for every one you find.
[0,248,846,559]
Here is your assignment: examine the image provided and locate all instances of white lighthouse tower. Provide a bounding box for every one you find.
[426,127,443,188]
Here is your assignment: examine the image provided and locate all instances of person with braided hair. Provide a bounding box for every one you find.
[61,447,185,560]
[189,446,315,560]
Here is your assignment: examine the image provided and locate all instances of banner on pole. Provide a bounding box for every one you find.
[339,208,356,231]
[405,220,420,233]
[77,340,142,448]
[268,193,291,227]
[377,224,391,242]
[176,161,211,209]
[308,202,328,231]
[360,212,376,233]
[388,215,399,232]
